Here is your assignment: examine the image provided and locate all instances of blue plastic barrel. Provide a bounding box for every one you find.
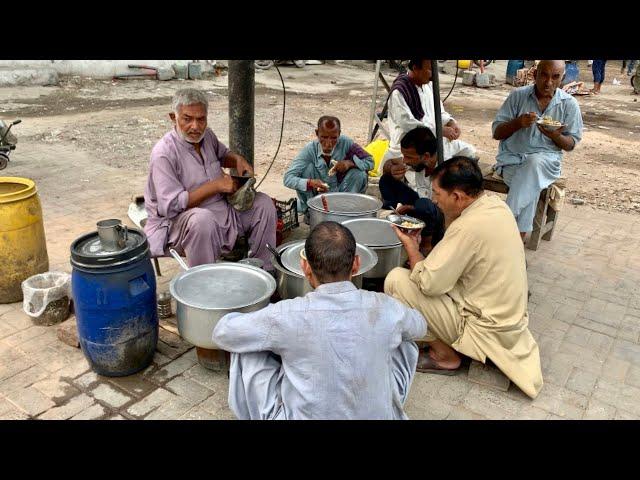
[506,60,525,84]
[70,227,158,377]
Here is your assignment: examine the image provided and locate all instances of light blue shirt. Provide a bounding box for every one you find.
[283,135,374,193]
[492,85,583,167]
[212,281,427,420]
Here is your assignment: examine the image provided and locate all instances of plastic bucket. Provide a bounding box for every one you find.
[0,177,49,303]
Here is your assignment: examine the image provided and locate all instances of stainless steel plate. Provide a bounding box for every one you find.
[342,218,401,248]
[278,240,379,277]
[170,262,276,310]
[387,214,426,231]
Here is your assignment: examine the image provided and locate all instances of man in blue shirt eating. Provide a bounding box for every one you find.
[492,60,583,238]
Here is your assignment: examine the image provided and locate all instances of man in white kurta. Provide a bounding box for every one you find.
[384,157,543,399]
[379,59,477,197]
[213,222,427,419]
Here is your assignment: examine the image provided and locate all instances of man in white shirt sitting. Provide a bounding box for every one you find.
[379,59,477,197]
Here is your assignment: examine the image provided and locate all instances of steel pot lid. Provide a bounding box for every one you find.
[70,228,149,268]
[342,218,402,248]
[169,262,276,310]
[278,240,379,277]
[307,192,382,215]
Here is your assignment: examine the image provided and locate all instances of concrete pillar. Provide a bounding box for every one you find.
[228,60,255,167]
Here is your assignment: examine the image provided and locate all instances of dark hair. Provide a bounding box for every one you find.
[400,127,437,156]
[317,115,341,131]
[304,221,356,283]
[431,156,484,197]
[408,59,430,71]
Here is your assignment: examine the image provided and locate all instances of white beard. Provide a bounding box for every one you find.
[176,127,205,144]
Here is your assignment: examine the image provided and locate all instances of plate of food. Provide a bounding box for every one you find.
[387,214,426,231]
[536,115,565,131]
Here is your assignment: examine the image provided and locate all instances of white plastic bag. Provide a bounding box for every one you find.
[22,272,71,319]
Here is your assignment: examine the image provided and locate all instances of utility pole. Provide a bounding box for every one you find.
[228,60,255,167]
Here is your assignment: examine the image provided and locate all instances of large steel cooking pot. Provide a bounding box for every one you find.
[271,240,378,299]
[342,218,407,278]
[307,192,382,229]
[168,249,276,349]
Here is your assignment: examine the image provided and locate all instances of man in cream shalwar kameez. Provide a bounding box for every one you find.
[385,157,543,399]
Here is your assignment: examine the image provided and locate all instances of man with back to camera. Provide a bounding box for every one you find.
[212,222,428,419]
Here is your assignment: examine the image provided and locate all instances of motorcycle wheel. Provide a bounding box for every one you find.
[632,75,639,94]
[0,153,8,171]
[293,60,306,68]
[254,60,275,70]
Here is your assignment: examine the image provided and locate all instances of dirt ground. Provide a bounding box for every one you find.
[1,60,639,213]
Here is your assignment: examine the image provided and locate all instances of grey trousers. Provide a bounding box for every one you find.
[227,341,420,420]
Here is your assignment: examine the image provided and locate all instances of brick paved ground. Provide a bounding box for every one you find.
[1,142,639,420]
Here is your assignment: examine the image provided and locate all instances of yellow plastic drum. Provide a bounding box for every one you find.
[365,139,389,177]
[0,177,49,303]
[457,60,472,70]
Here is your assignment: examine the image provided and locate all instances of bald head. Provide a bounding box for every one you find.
[537,60,565,72]
[535,60,566,98]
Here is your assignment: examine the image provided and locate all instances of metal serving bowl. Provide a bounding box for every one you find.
[271,239,378,299]
[307,192,382,229]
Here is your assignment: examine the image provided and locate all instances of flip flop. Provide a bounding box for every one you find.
[415,350,461,376]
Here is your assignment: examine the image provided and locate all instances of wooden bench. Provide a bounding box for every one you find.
[479,163,565,251]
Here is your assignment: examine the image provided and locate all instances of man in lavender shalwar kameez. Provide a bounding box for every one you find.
[144,89,277,269]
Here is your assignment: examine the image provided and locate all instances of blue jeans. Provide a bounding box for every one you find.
[627,60,637,75]
[592,60,607,83]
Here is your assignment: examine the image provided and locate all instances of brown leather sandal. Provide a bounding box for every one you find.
[415,351,461,376]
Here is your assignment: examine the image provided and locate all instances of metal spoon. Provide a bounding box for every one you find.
[169,248,189,271]
[265,243,283,268]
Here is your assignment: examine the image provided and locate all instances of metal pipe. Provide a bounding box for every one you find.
[228,60,255,167]
[368,60,381,142]
[431,60,444,165]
